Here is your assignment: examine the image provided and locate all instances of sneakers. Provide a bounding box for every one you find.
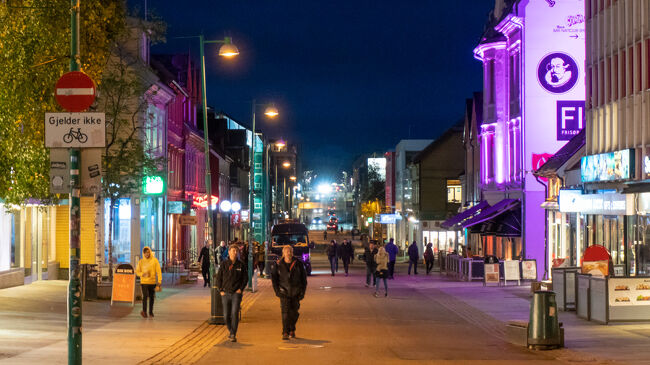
[140,311,148,318]
[282,333,290,341]
[149,312,154,318]
[385,292,388,297]
[373,292,378,298]
[365,284,370,287]
[228,334,237,342]
[289,331,296,338]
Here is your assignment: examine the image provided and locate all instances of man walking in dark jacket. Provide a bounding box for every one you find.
[364,241,378,287]
[408,240,419,275]
[338,239,354,276]
[197,244,212,287]
[326,240,338,276]
[271,246,308,340]
[215,245,248,342]
[385,238,398,279]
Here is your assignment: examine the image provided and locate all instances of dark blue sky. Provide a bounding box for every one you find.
[143,1,493,173]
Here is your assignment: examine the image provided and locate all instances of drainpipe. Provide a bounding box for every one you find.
[535,175,549,280]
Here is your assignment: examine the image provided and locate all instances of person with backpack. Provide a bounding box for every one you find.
[408,240,419,275]
[215,245,248,342]
[271,245,308,340]
[197,244,212,287]
[326,240,338,276]
[424,242,435,275]
[384,238,398,279]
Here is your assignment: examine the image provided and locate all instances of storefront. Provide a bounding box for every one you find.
[0,203,20,274]
[463,199,522,260]
[421,228,463,254]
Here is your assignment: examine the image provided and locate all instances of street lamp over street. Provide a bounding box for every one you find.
[264,106,279,118]
[275,140,286,148]
[283,161,291,168]
[290,176,297,181]
[217,37,239,57]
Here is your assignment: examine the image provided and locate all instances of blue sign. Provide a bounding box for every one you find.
[168,201,183,214]
[581,149,634,183]
[380,214,397,224]
[557,100,584,140]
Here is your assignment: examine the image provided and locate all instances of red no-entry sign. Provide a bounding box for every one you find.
[55,71,96,112]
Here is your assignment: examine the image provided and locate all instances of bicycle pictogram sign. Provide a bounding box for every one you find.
[63,128,89,144]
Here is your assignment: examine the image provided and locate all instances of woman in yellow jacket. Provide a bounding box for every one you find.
[136,247,162,318]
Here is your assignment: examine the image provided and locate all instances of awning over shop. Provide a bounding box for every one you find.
[483,207,522,237]
[462,199,520,228]
[441,201,489,229]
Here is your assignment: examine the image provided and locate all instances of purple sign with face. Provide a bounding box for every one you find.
[537,52,579,94]
[557,100,585,140]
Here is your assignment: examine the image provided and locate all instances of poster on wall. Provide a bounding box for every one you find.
[522,260,537,280]
[582,260,608,277]
[609,278,650,306]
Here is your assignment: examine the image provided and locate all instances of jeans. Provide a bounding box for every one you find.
[342,257,350,274]
[366,266,376,286]
[408,260,418,275]
[329,256,337,275]
[388,260,396,278]
[425,259,434,274]
[375,273,388,294]
[280,296,301,334]
[335,257,339,272]
[141,284,156,314]
[221,292,242,336]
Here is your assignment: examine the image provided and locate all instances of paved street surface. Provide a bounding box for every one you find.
[2,243,650,364]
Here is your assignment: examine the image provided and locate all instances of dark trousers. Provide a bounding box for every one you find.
[366,266,376,285]
[342,257,350,274]
[257,261,265,275]
[329,256,337,275]
[141,284,156,314]
[425,259,434,274]
[388,260,396,279]
[280,296,301,334]
[221,292,242,336]
[202,267,210,286]
[408,260,418,275]
[335,257,339,272]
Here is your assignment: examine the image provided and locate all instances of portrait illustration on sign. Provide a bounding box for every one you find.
[537,52,579,94]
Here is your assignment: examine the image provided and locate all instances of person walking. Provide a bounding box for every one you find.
[136,247,162,318]
[326,240,338,276]
[217,241,228,265]
[271,245,308,340]
[215,245,248,342]
[374,246,389,297]
[257,241,267,276]
[339,239,354,276]
[424,242,435,275]
[197,244,212,287]
[408,240,419,275]
[385,238,398,279]
[364,241,378,287]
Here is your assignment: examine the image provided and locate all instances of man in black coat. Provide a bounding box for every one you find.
[338,239,355,276]
[215,245,248,342]
[364,241,378,287]
[197,244,212,287]
[408,240,420,275]
[271,245,308,341]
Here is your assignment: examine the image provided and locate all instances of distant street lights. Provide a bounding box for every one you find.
[177,34,239,325]
[248,100,279,289]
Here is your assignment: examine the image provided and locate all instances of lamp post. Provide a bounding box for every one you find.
[248,100,278,289]
[179,34,238,324]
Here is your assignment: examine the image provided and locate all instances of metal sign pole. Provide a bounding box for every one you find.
[68,1,82,363]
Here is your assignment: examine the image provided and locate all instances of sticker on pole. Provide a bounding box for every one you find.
[55,71,96,112]
[45,112,105,148]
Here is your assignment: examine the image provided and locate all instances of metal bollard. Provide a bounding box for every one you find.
[528,290,561,350]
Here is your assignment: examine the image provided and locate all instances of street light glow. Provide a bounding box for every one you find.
[220,200,232,212]
[276,140,286,148]
[290,176,297,181]
[264,106,279,118]
[317,184,332,194]
[282,161,291,168]
[218,42,239,58]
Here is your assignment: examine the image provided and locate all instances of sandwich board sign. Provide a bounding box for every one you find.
[111,263,136,306]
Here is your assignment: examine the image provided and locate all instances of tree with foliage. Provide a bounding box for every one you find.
[0,0,124,205]
[98,16,166,279]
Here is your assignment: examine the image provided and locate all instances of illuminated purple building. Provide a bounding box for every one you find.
[454,0,586,278]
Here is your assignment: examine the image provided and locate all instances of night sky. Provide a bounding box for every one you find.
[143,1,494,175]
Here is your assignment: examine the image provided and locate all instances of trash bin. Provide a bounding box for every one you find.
[528,290,561,350]
[81,264,98,301]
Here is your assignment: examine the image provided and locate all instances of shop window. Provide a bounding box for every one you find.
[105,198,132,264]
[447,180,462,203]
[140,197,164,262]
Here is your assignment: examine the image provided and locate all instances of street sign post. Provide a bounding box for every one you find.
[55,71,96,112]
[45,112,106,148]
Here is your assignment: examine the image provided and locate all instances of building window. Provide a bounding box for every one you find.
[447,180,462,203]
[509,51,520,117]
[508,118,521,183]
[481,124,496,184]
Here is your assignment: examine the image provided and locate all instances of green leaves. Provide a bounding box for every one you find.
[0,0,125,205]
